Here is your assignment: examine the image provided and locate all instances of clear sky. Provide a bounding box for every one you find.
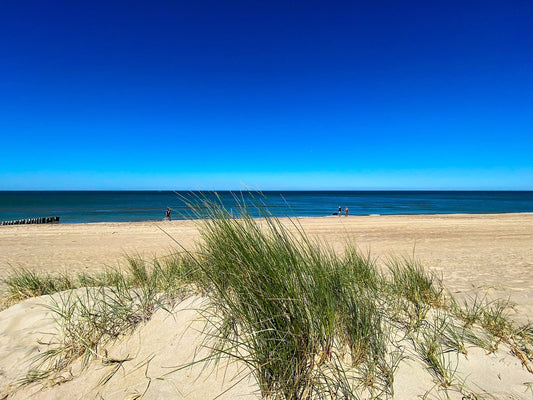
[1,0,532,190]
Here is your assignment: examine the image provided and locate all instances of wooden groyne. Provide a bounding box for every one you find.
[1,216,60,226]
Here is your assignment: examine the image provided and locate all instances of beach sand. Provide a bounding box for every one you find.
[1,213,532,399]
[1,213,532,312]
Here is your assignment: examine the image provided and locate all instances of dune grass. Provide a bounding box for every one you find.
[2,268,77,307]
[2,252,199,307]
[2,197,533,399]
[191,199,385,398]
[6,254,198,386]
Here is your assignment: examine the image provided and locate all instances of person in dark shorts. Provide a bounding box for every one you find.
[164,207,171,221]
[345,207,349,216]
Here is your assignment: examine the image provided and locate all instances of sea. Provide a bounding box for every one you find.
[1,191,532,224]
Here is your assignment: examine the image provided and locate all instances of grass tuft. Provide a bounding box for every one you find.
[3,269,76,307]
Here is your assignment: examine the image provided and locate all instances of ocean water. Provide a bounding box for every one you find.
[0,191,532,224]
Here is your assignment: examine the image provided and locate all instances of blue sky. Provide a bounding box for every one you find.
[1,1,532,190]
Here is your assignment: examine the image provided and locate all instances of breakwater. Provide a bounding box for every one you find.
[1,216,60,226]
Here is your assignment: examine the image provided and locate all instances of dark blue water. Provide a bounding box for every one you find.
[0,191,532,224]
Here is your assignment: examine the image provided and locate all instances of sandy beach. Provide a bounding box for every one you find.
[1,213,533,399]
[1,213,532,312]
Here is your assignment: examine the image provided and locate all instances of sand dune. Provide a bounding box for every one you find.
[0,213,532,399]
[0,295,258,400]
[1,293,532,400]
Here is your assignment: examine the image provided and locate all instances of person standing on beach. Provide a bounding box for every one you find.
[164,207,171,221]
[345,207,349,216]
[338,206,342,216]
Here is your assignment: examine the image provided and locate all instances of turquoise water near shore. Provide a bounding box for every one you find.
[1,191,532,224]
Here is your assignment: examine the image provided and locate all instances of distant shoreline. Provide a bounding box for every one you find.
[2,191,533,224]
[2,210,532,226]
